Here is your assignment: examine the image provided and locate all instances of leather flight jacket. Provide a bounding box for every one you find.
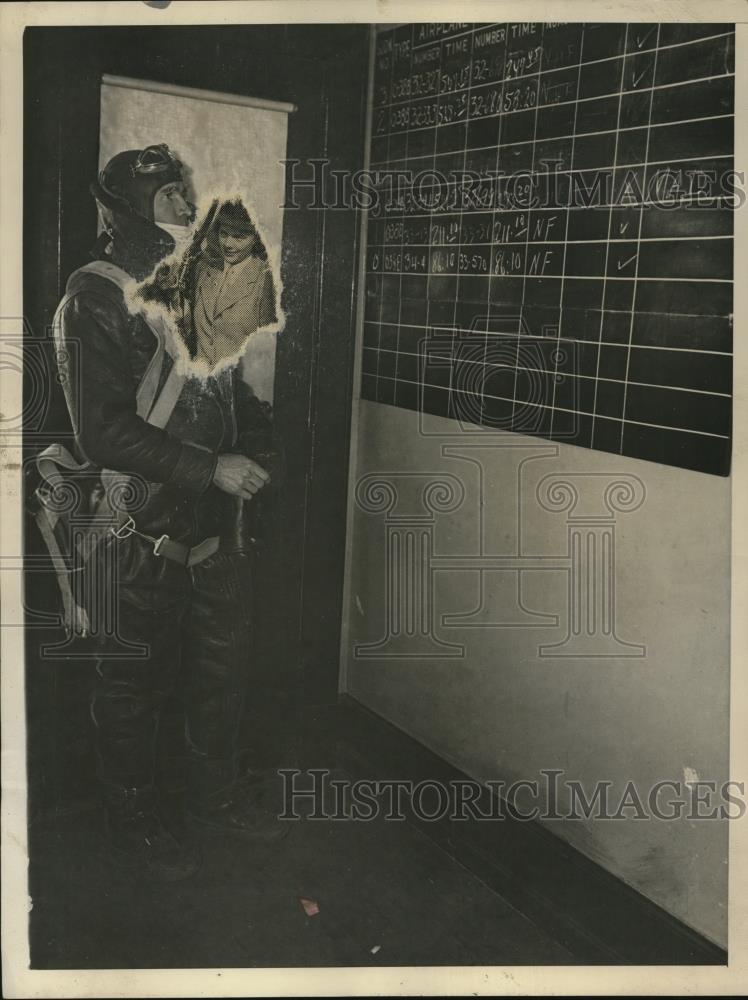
[55,261,283,607]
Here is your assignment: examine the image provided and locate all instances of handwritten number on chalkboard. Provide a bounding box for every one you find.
[503,84,537,113]
[440,65,470,93]
[493,249,523,276]
[431,221,460,244]
[471,58,490,83]
[470,88,502,119]
[363,23,734,475]
[505,45,542,79]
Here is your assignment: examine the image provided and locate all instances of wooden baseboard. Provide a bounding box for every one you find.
[334,694,727,966]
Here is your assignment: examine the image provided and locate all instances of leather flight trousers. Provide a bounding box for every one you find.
[90,549,253,799]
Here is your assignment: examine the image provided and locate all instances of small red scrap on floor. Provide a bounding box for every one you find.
[299,897,320,917]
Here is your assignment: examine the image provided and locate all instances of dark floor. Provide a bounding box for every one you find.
[29,781,574,968]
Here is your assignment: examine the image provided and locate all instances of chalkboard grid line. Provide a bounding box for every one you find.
[445,22,478,422]
[393,31,409,422]
[377,76,734,140]
[550,25,587,439]
[365,345,731,397]
[364,22,734,474]
[371,137,734,169]
[376,105,733,143]
[397,235,732,248]
[373,27,396,404]
[377,29,733,111]
[387,26,732,86]
[364,320,732,355]
[368,272,731,284]
[371,347,732,398]
[370,190,736,223]
[480,22,510,431]
[418,28,443,417]
[367,372,731,440]
[373,140,734,179]
[379,60,734,117]
[619,28,662,453]
[511,24,546,422]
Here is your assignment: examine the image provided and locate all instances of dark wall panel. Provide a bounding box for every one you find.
[23,24,368,809]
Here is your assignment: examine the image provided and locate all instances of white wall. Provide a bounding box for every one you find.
[341,399,730,947]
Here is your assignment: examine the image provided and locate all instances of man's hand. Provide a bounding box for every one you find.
[213,454,270,500]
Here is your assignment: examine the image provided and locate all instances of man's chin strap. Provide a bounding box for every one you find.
[90,203,176,282]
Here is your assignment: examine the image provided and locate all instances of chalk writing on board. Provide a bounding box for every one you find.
[363,23,734,475]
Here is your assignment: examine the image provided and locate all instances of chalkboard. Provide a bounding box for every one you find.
[361,23,734,475]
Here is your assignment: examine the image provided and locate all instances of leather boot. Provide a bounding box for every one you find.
[102,784,202,882]
[185,755,290,841]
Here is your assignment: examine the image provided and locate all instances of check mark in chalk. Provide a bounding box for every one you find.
[617,253,638,271]
[631,68,649,89]
[635,26,657,49]
[619,222,630,235]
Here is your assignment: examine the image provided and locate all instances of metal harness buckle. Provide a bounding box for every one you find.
[110,516,137,540]
[110,516,170,556]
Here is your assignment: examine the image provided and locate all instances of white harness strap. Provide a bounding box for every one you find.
[39,261,188,633]
[52,259,186,421]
